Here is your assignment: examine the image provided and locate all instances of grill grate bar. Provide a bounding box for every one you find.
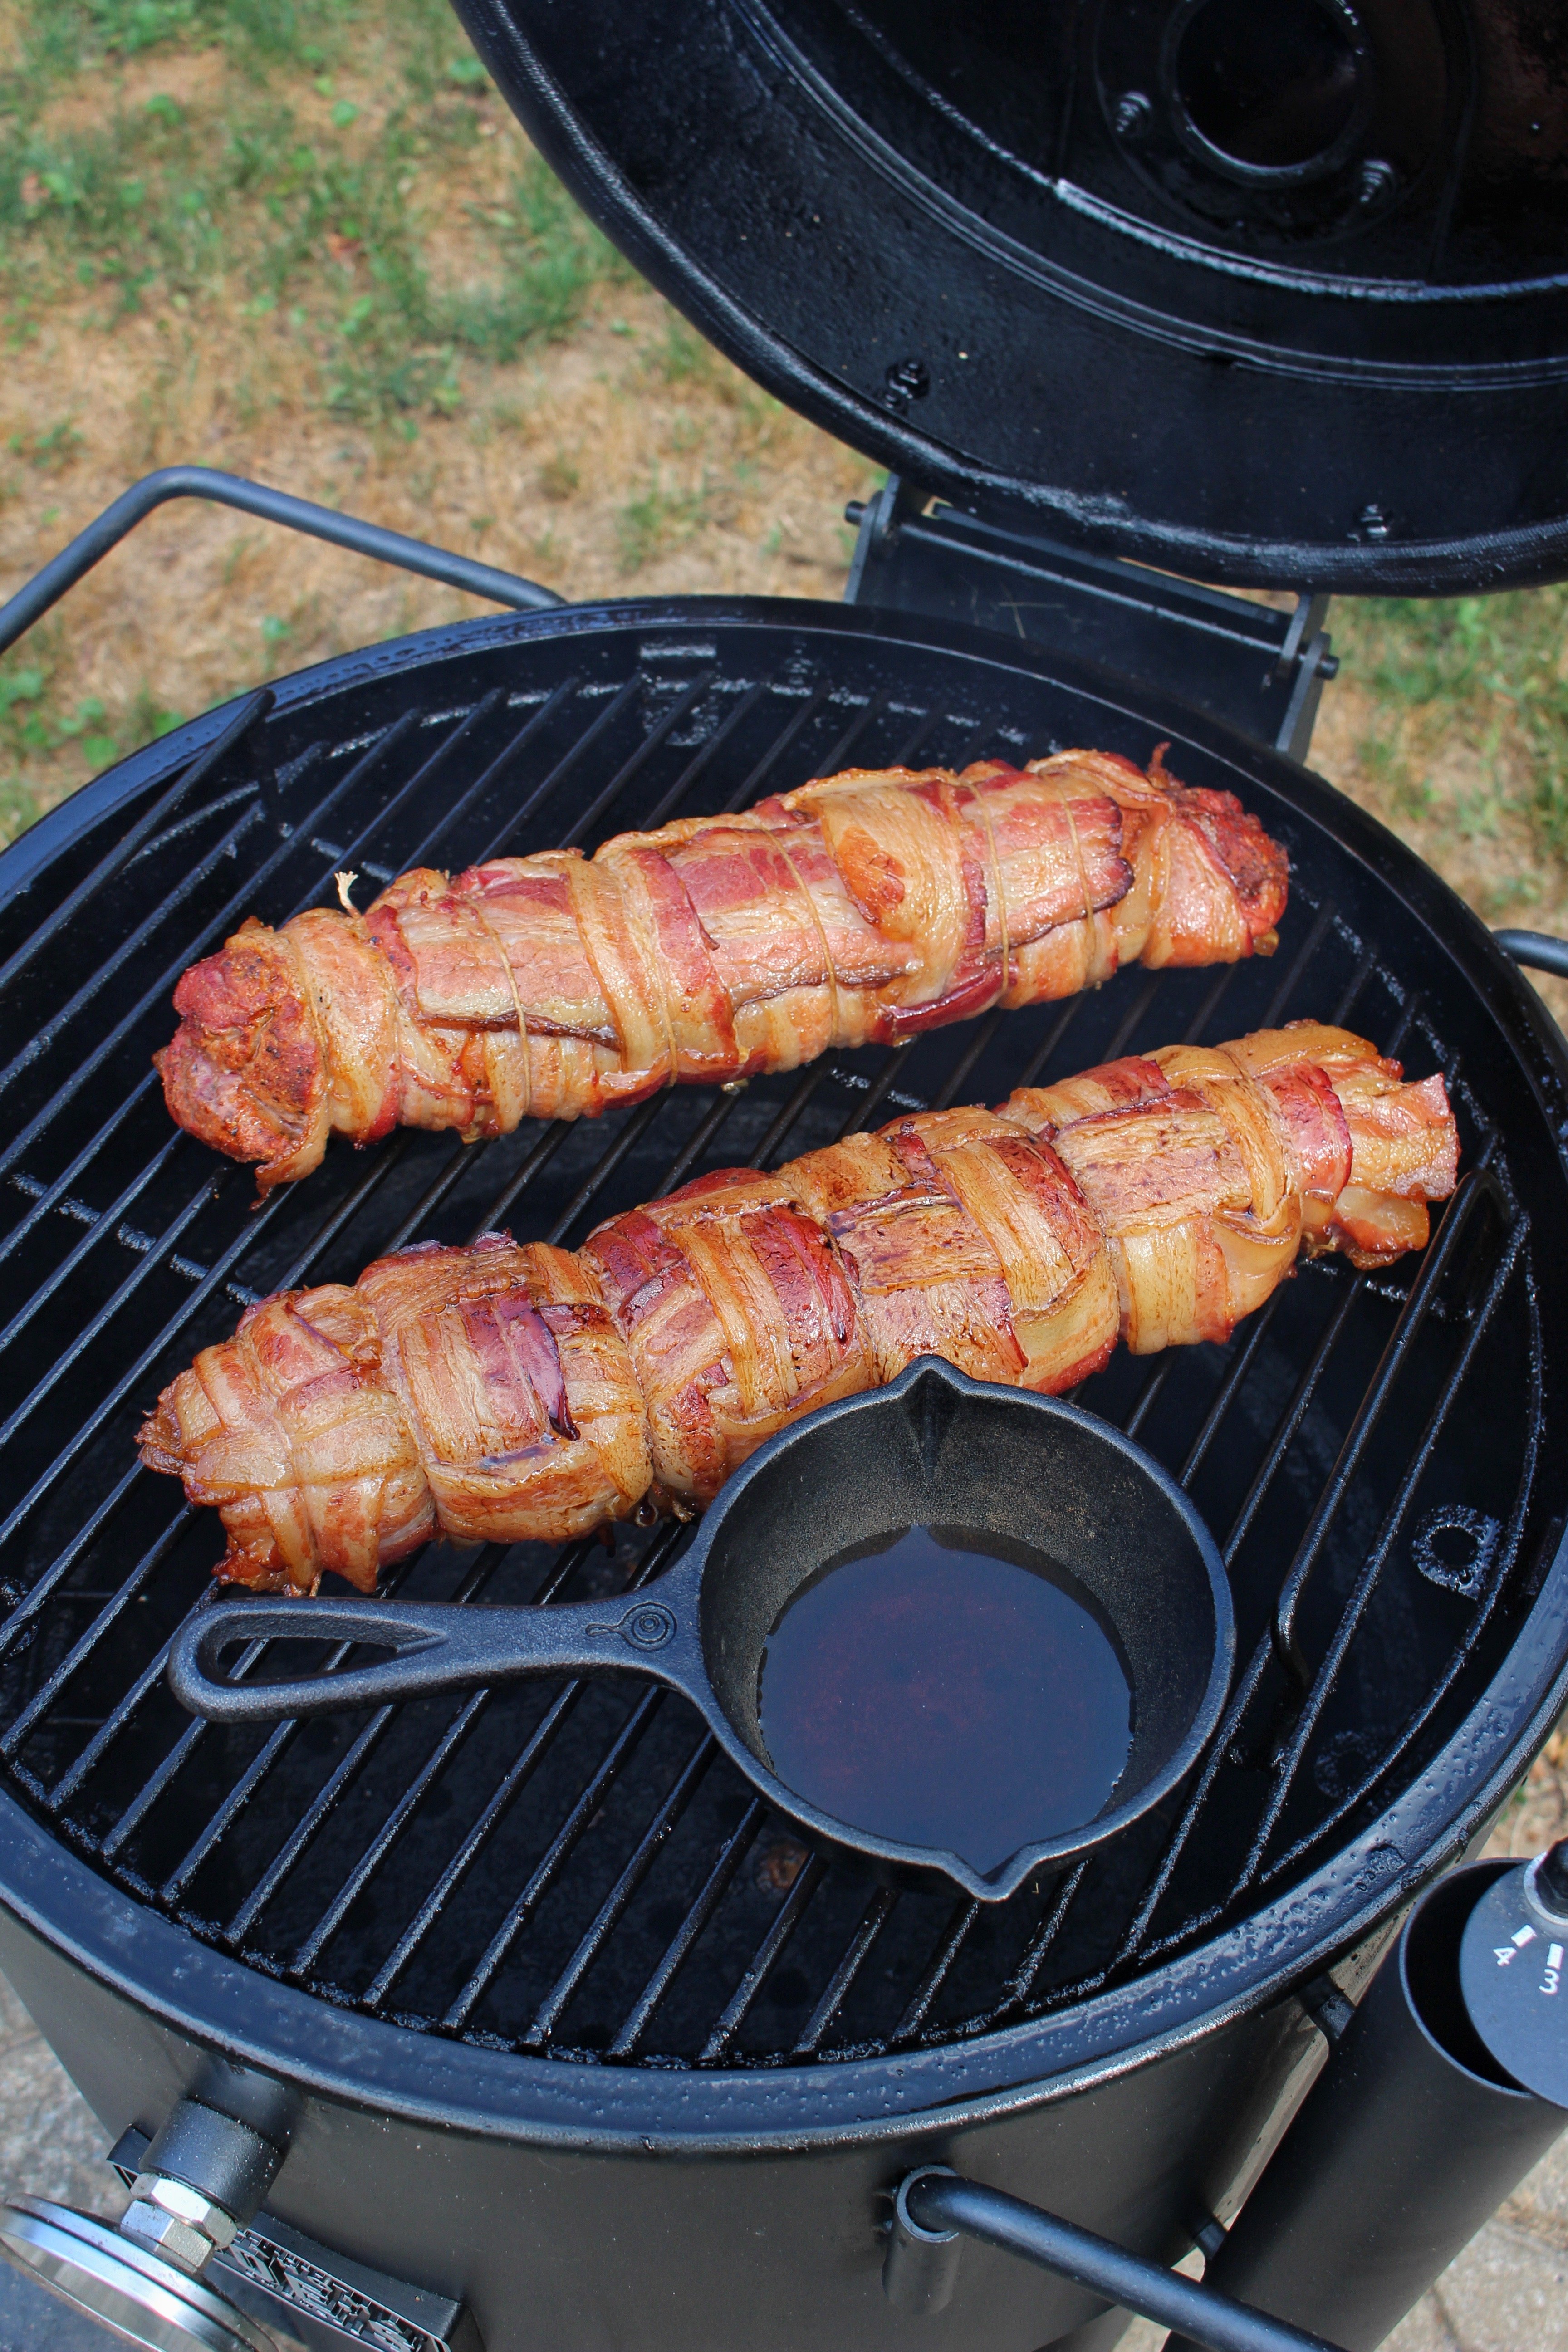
[1176,961,1245,1051]
[544,1098,669,1249]
[839,1043,917,1138]
[519,1732,719,2050]
[812,689,889,782]
[360,1529,681,2008]
[0,801,265,1107]
[51,1575,217,1816]
[607,1798,768,2057]
[1111,1162,1504,1966]
[443,1687,667,2033]
[790,1886,898,2058]
[1010,997,1090,1094]
[0,1133,185,1361]
[0,1073,161,1273]
[1101,971,1166,1064]
[473,679,637,867]
[0,688,272,1000]
[720,687,830,813]
[1221,1274,1365,1572]
[1269,1151,1499,1691]
[152,1539,446,1903]
[891,1898,981,2043]
[754,1063,835,1169]
[284,1535,606,1971]
[1260,899,1336,1028]
[1243,1208,1532,1891]
[328,689,508,884]
[0,1169,234,1459]
[0,1506,195,1764]
[1330,947,1377,1032]
[649,1089,749,1200]
[1123,1356,1175,1441]
[0,1464,147,1671]
[1263,1245,1543,1889]
[400,680,589,877]
[1178,1292,1285,1488]
[887,708,952,769]
[557,673,718,851]
[930,1010,1004,1112]
[643,680,771,831]
[468,1120,575,1244]
[698,1852,828,2063]
[224,1548,513,1950]
[1006,1858,1093,2013]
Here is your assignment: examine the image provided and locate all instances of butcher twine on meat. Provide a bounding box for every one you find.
[155,747,1288,1190]
[140,1021,1457,1596]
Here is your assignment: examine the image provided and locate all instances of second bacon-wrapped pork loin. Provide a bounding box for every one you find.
[156,747,1287,1189]
[140,1021,1457,1595]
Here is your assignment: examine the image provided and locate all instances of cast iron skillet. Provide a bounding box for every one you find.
[168,1359,1235,1905]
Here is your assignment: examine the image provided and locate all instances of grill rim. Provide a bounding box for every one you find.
[1,591,1566,2146]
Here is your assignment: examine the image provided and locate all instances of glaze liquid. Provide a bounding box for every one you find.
[758,1525,1132,1874]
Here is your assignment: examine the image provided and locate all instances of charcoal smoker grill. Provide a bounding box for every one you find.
[0,4,1568,2350]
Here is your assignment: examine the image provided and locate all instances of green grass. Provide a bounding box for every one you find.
[0,0,637,420]
[1334,590,1568,873]
[615,468,708,573]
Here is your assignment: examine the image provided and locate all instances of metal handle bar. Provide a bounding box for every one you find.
[883,2170,1347,2352]
[0,465,563,661]
[167,1591,697,1722]
[1495,928,1568,981]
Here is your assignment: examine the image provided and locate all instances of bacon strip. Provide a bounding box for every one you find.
[155,747,1287,1189]
[139,1021,1455,1595]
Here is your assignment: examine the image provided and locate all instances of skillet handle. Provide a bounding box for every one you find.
[167,1589,698,1723]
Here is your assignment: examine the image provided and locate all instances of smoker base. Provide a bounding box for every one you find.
[0,1890,1331,2352]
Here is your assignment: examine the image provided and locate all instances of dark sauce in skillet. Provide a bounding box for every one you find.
[758,1526,1132,1875]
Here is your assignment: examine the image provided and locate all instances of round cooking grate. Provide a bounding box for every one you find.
[0,603,1563,2071]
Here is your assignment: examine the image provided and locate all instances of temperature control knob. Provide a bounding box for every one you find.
[1459,1836,1568,2106]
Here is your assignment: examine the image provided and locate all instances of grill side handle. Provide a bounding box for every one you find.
[166,1579,707,1725]
[1495,929,1568,982]
[0,465,563,662]
[882,2168,1345,2352]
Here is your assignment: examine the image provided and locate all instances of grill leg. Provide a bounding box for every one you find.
[1166,1858,1568,2352]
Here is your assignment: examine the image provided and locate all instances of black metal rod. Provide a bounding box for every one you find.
[899,2173,1346,2352]
[0,466,562,660]
[1496,927,1568,980]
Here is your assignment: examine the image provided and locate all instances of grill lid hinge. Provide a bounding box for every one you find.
[843,477,1338,763]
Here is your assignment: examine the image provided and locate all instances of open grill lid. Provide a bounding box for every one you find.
[452,0,1568,594]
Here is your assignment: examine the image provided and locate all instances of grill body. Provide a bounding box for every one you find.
[1,599,1566,2349]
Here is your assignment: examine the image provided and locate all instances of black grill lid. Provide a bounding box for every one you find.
[453,0,1568,594]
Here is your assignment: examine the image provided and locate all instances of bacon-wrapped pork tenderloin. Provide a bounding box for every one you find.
[156,748,1287,1190]
[139,1022,1455,1596]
